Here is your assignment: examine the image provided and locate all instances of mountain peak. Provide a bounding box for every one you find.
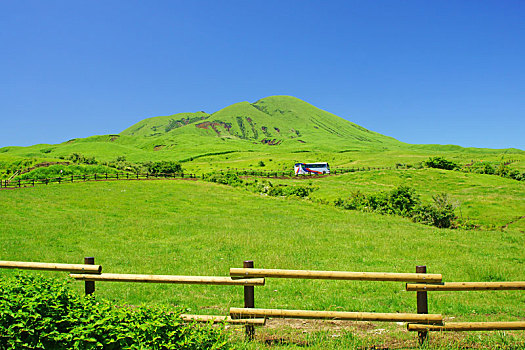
[119,95,400,147]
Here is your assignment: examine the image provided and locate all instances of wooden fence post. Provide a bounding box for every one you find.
[84,257,95,295]
[243,260,255,340]
[416,265,429,345]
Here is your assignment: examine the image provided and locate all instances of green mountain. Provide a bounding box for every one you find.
[1,95,523,174]
[120,96,400,147]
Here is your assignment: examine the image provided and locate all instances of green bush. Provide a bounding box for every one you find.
[17,165,118,180]
[143,161,182,175]
[267,184,315,198]
[335,186,457,228]
[334,186,419,216]
[424,156,458,170]
[477,162,496,175]
[0,274,229,350]
[387,185,420,216]
[412,193,457,228]
[464,161,524,181]
[67,153,98,165]
[202,173,316,198]
[204,172,244,187]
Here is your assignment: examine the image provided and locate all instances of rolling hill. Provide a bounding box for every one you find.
[0,96,523,173]
[121,96,400,146]
[0,96,403,161]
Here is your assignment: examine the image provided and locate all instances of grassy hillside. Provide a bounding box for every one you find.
[121,111,210,137]
[1,96,523,181]
[1,96,522,171]
[271,168,525,229]
[119,96,401,147]
[1,180,524,348]
[1,180,523,317]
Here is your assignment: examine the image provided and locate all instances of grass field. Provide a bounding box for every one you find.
[1,96,524,348]
[270,168,525,230]
[1,179,524,348]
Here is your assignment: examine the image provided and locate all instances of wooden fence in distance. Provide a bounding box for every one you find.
[1,166,393,190]
[0,172,197,189]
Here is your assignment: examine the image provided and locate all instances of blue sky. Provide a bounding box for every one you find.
[1,1,524,149]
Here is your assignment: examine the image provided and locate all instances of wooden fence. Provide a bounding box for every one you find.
[0,166,391,190]
[223,166,392,178]
[1,259,524,344]
[0,172,197,189]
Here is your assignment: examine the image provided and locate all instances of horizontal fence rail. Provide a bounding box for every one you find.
[2,259,524,344]
[408,322,525,332]
[0,260,102,274]
[230,268,442,283]
[69,273,265,286]
[406,281,525,291]
[230,308,443,324]
[180,314,266,325]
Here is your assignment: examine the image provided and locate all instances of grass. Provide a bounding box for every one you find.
[1,179,524,348]
[1,95,524,347]
[1,180,524,313]
[269,168,525,229]
[1,96,523,172]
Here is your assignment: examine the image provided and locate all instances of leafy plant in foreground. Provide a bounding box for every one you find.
[0,274,229,349]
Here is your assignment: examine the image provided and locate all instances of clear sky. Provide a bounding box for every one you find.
[1,1,524,149]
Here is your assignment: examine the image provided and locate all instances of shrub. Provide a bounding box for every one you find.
[388,185,420,216]
[0,274,229,350]
[267,186,283,196]
[143,161,182,175]
[479,163,496,175]
[424,156,458,170]
[334,186,419,216]
[267,184,316,198]
[412,193,457,228]
[204,172,244,186]
[335,186,457,228]
[17,165,118,180]
[67,153,98,165]
[283,185,315,198]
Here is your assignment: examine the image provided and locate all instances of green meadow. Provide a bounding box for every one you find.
[1,96,524,348]
[271,168,525,230]
[1,179,524,348]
